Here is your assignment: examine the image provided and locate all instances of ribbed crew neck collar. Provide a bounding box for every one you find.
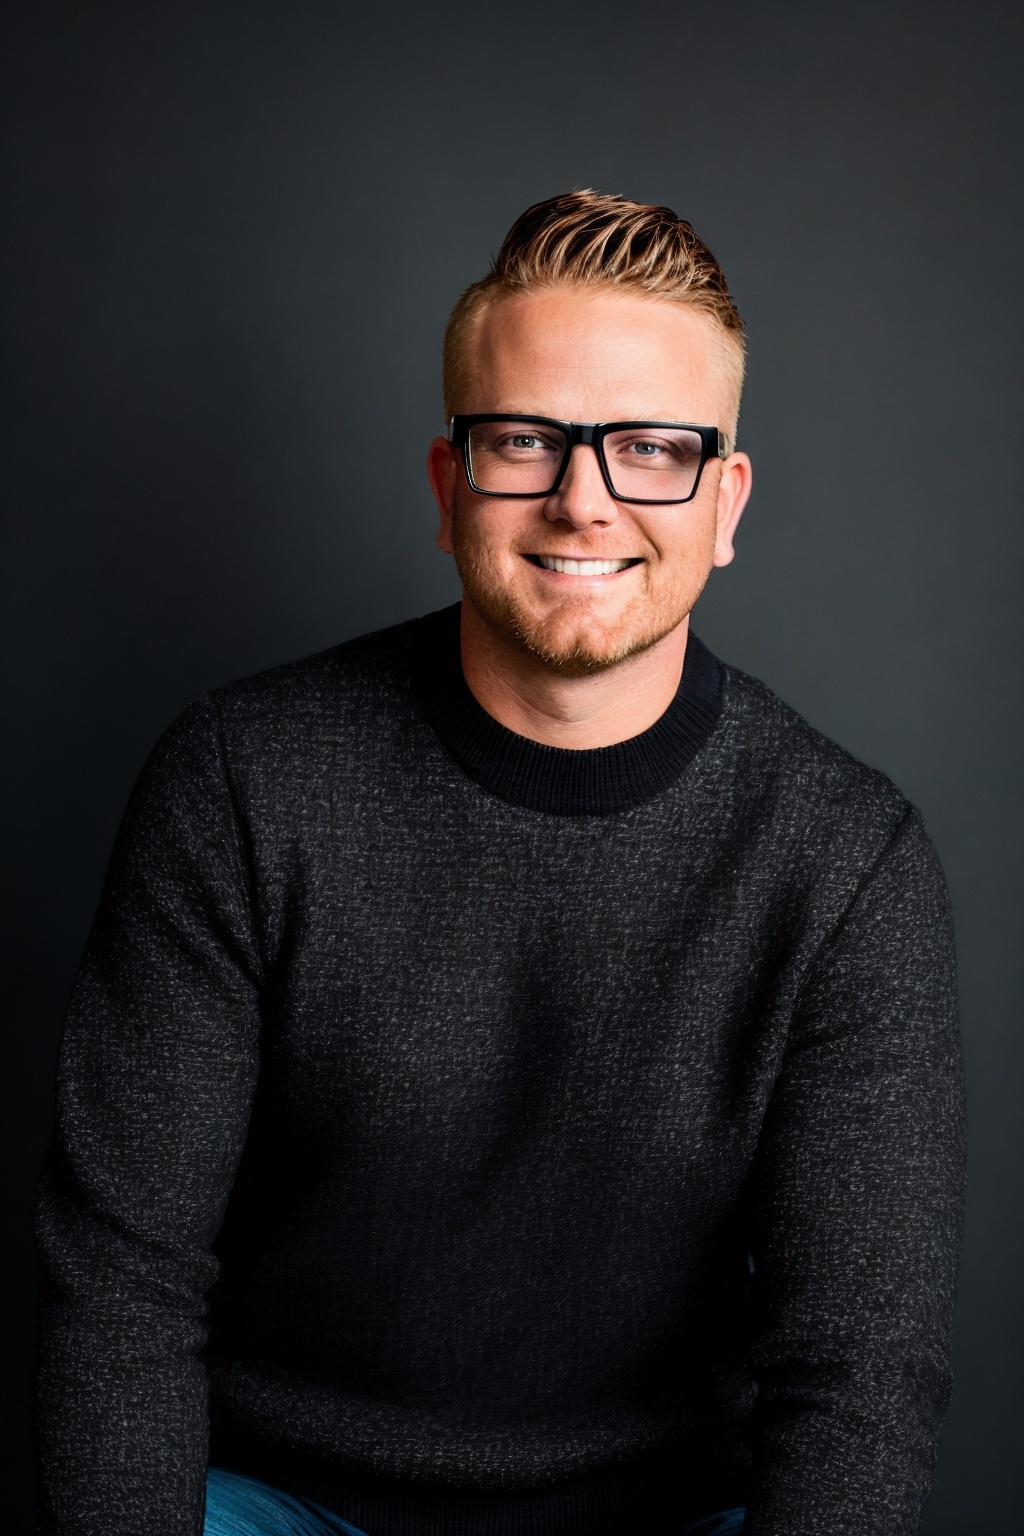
[414,603,724,816]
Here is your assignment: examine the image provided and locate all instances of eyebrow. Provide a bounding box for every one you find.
[476,410,696,422]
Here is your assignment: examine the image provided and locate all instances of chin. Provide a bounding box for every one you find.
[453,536,705,678]
[516,615,661,675]
[479,590,684,676]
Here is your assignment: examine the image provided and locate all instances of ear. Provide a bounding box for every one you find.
[712,451,753,568]
[427,437,459,554]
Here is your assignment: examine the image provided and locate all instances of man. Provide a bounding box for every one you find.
[35,192,965,1536]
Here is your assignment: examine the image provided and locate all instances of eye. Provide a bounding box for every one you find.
[607,430,702,468]
[491,430,562,457]
[616,436,672,461]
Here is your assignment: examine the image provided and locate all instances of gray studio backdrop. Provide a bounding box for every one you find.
[4,3,1021,1531]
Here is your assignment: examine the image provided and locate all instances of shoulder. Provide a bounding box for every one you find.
[718,657,911,819]
[695,654,956,959]
[704,654,938,898]
[206,606,451,734]
[190,606,459,788]
[135,607,454,813]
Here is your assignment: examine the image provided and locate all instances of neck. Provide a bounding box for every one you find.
[458,596,690,750]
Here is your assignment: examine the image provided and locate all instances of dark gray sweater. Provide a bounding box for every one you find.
[34,604,965,1536]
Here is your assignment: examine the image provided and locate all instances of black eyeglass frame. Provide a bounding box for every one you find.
[448,414,731,506]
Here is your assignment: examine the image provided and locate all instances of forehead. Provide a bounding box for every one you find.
[464,287,727,421]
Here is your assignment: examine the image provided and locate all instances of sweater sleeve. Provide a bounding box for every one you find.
[742,808,966,1536]
[34,696,265,1536]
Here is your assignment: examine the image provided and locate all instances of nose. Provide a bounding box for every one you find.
[543,443,619,530]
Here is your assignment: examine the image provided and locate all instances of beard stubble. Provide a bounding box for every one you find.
[449,509,713,679]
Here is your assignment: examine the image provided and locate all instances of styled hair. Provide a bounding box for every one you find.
[443,190,746,431]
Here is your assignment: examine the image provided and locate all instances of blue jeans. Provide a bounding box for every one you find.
[204,1468,746,1535]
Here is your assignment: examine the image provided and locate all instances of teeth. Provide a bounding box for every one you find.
[537,556,635,575]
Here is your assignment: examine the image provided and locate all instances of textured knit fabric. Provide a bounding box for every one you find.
[34,603,965,1536]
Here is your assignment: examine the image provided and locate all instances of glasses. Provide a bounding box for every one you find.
[448,415,731,505]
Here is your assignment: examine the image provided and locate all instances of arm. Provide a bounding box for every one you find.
[34,696,265,1536]
[743,809,966,1535]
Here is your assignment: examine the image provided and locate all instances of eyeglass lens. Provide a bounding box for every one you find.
[466,421,706,501]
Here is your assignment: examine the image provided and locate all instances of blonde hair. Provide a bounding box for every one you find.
[443,190,746,432]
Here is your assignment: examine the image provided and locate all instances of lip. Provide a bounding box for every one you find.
[522,554,644,579]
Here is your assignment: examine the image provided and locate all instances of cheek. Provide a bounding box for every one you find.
[647,515,717,587]
[449,494,485,549]
[452,498,530,564]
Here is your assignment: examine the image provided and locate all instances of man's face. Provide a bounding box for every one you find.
[429,287,751,676]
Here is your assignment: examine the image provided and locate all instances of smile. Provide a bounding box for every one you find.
[526,555,643,576]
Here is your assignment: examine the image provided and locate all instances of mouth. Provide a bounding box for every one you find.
[524,554,644,576]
